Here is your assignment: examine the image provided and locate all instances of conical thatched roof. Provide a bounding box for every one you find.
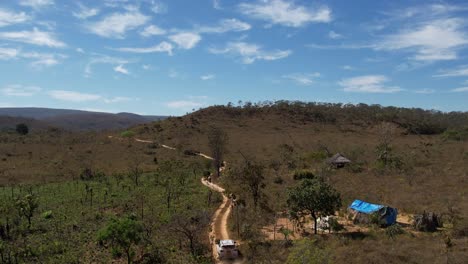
[328,153,351,164]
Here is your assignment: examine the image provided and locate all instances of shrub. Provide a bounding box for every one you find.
[293,170,315,180]
[42,210,53,219]
[385,224,405,239]
[442,128,468,141]
[120,130,135,138]
[273,176,284,184]
[15,123,29,135]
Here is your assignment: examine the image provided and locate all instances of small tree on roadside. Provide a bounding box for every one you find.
[207,127,228,179]
[98,216,143,264]
[170,210,210,256]
[287,178,341,234]
[15,123,29,135]
[237,160,265,211]
[15,194,39,230]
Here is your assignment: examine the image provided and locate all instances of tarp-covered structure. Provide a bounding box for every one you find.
[348,199,398,226]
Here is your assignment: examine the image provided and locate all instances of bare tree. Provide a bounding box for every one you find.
[207,127,228,180]
[237,157,265,211]
[171,210,210,256]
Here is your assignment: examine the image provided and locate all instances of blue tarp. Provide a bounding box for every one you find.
[349,200,384,214]
[349,199,398,226]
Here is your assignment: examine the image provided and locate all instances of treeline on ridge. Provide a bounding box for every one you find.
[192,101,468,135]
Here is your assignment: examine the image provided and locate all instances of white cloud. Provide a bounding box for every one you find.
[1,84,41,96]
[169,32,201,49]
[103,96,132,103]
[209,41,291,64]
[213,0,222,10]
[283,72,320,85]
[150,1,168,14]
[19,0,54,9]
[0,28,66,48]
[0,47,19,60]
[339,75,402,93]
[114,41,173,55]
[198,19,251,33]
[434,66,468,77]
[85,55,129,77]
[140,25,166,37]
[0,47,65,67]
[86,11,150,38]
[73,3,99,20]
[0,8,30,27]
[328,30,342,39]
[375,18,468,61]
[22,52,65,67]
[201,74,215,80]
[48,90,102,102]
[414,88,435,94]
[239,0,332,27]
[113,64,129,75]
[142,64,151,70]
[342,65,354,70]
[451,87,468,92]
[166,100,203,109]
[76,48,85,53]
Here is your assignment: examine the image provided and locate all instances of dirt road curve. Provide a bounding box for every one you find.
[114,136,239,263]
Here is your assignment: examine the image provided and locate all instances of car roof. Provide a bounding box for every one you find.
[220,240,236,246]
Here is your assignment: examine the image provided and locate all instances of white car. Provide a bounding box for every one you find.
[216,239,239,259]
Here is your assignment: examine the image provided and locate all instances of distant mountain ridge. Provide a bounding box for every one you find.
[0,107,167,131]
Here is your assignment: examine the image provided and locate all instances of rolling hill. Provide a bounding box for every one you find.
[0,107,167,131]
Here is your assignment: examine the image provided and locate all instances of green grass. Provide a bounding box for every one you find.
[0,167,219,263]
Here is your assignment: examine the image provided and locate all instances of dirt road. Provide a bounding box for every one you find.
[117,136,239,263]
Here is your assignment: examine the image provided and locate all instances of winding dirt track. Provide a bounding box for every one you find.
[116,136,239,263]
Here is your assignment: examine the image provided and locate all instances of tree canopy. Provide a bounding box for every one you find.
[287,178,342,234]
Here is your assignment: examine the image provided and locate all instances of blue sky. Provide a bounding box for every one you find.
[0,0,467,115]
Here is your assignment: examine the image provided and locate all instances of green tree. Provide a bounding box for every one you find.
[286,239,330,264]
[15,194,39,230]
[98,217,143,264]
[237,161,265,211]
[15,123,29,135]
[207,127,228,179]
[287,178,341,234]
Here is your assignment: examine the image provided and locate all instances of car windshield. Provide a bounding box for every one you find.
[222,245,236,249]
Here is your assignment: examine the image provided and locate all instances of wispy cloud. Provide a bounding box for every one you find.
[140,25,166,37]
[48,90,102,102]
[209,41,291,64]
[375,18,468,61]
[0,8,30,27]
[114,41,173,55]
[169,32,202,49]
[150,0,168,14]
[1,84,41,96]
[73,3,99,20]
[433,66,468,77]
[19,0,54,9]
[0,28,66,48]
[342,65,354,70]
[328,30,342,39]
[283,72,320,85]
[414,88,435,94]
[213,0,222,10]
[86,10,150,38]
[197,19,251,33]
[239,0,332,27]
[0,47,65,67]
[103,96,133,103]
[113,64,129,75]
[166,96,209,110]
[84,55,129,77]
[339,75,402,93]
[201,74,215,80]
[451,87,468,92]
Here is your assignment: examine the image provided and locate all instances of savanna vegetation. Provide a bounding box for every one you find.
[1,101,467,263]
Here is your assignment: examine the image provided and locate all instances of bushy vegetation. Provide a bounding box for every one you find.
[0,159,218,263]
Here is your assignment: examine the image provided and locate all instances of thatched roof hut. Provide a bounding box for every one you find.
[327,153,351,168]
